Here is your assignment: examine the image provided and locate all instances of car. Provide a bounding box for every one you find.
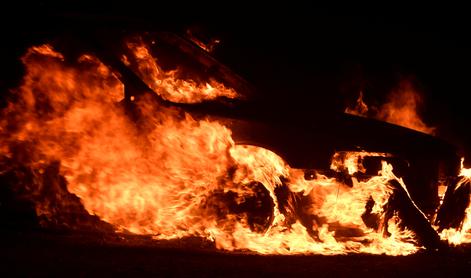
[0,24,466,254]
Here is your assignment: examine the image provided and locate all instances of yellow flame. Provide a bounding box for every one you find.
[438,159,471,245]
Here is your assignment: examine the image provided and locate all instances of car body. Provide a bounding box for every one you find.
[74,29,460,217]
[0,26,463,250]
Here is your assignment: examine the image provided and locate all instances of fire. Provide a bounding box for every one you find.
[344,91,368,117]
[345,85,471,247]
[5,40,465,256]
[330,151,391,175]
[121,37,238,103]
[459,158,471,179]
[345,81,435,135]
[438,159,471,245]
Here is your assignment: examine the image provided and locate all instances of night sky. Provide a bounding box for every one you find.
[1,2,471,162]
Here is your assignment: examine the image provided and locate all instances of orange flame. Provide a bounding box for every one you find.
[122,37,238,103]
[344,91,368,117]
[330,151,391,175]
[0,43,436,256]
[345,82,435,135]
[438,159,471,245]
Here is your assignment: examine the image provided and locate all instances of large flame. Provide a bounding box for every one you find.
[3,42,456,256]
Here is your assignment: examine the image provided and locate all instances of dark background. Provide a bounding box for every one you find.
[1,2,471,162]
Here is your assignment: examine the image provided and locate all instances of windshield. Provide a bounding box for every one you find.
[113,32,252,104]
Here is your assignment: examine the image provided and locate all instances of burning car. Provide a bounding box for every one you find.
[0,26,470,256]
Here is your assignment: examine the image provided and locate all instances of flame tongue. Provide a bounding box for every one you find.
[1,42,451,256]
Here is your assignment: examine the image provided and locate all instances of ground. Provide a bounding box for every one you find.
[1,230,470,277]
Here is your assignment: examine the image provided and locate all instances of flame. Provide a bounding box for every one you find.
[121,37,238,103]
[344,91,368,117]
[330,151,391,175]
[438,158,471,245]
[459,158,471,179]
[1,43,446,256]
[345,82,435,135]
